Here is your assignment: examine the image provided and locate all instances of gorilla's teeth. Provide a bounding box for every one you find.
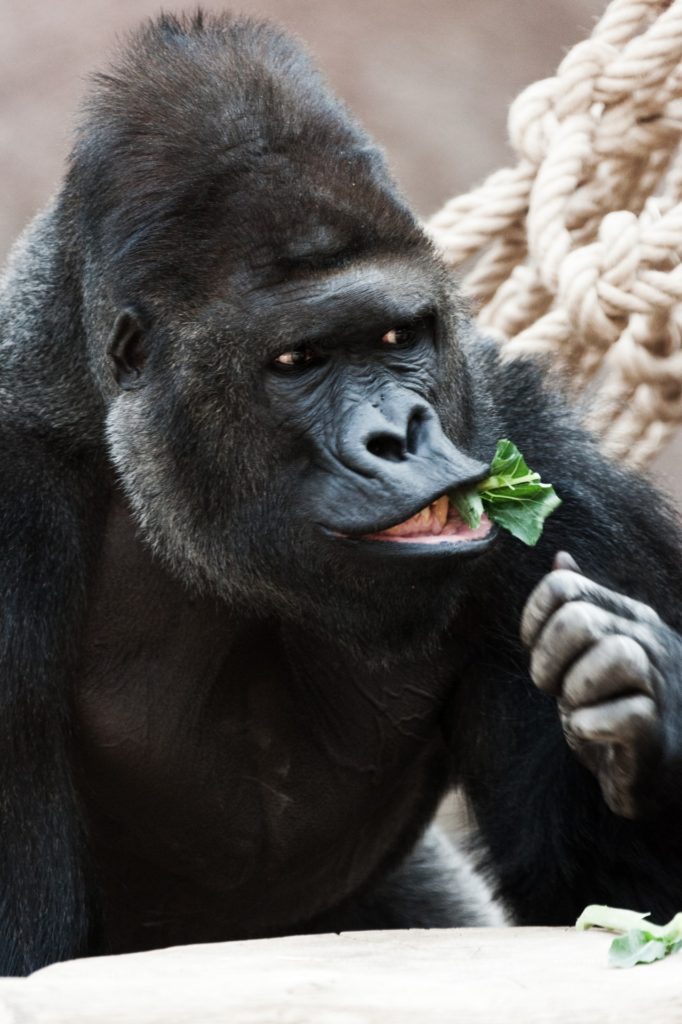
[383,496,451,537]
[431,496,449,531]
[366,495,491,542]
[384,505,431,536]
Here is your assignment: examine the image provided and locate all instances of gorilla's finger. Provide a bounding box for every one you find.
[521,571,600,649]
[566,694,660,748]
[530,601,616,695]
[553,551,581,573]
[521,569,661,650]
[560,634,656,709]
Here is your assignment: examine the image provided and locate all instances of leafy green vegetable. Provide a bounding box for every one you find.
[451,439,561,546]
[609,931,670,969]
[576,904,682,968]
[452,488,484,529]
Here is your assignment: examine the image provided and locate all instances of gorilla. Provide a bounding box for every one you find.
[2,10,682,976]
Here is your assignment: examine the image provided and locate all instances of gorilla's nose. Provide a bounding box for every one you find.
[364,406,427,464]
[338,399,485,488]
[337,401,418,474]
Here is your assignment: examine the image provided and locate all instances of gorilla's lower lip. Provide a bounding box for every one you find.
[320,493,495,551]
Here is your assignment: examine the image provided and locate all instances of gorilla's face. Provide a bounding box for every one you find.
[260,261,494,556]
[92,22,500,643]
[105,235,498,644]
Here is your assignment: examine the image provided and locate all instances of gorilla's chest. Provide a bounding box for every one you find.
[73,502,450,950]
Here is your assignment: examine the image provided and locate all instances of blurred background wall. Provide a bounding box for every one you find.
[1,0,604,245]
[2,0,680,496]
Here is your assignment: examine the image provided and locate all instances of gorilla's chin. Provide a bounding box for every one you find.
[258,552,473,665]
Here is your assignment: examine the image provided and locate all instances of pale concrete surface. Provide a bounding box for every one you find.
[0,928,679,1023]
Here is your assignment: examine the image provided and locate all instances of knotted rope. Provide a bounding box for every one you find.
[427,0,682,467]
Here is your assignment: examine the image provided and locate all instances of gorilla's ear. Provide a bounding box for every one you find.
[107,309,148,390]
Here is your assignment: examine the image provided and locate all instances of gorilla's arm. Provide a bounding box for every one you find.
[0,206,107,973]
[0,433,103,973]
[305,826,506,932]
[456,349,682,925]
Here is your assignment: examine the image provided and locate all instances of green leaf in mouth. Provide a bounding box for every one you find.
[449,439,561,547]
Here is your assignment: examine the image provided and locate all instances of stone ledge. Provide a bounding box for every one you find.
[0,927,679,1023]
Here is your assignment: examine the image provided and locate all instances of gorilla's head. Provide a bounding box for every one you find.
[68,12,502,646]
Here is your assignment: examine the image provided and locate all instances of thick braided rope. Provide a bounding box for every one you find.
[427,0,682,467]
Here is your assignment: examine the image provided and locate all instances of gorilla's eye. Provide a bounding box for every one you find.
[272,347,320,370]
[380,321,429,349]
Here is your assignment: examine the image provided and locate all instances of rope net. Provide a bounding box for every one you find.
[427,0,682,468]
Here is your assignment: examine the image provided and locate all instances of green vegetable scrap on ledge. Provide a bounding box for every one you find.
[451,439,561,546]
[576,905,682,968]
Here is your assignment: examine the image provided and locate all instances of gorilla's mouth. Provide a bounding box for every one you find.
[362,495,492,544]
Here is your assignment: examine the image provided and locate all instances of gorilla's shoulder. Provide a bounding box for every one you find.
[462,332,582,456]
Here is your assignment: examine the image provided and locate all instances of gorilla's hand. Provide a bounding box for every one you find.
[521,551,682,818]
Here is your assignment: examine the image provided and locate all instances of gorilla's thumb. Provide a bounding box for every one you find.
[553,550,582,573]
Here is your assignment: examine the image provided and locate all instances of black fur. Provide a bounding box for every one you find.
[1,11,682,974]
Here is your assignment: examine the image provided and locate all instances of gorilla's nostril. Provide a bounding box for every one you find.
[367,434,406,463]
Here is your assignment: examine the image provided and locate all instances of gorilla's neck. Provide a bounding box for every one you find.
[270,557,481,672]
[279,615,463,737]
[279,589,471,678]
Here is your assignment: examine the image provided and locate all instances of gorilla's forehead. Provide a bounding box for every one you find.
[74,16,427,303]
[258,259,439,332]
[280,224,357,265]
[193,246,444,342]
[186,164,429,307]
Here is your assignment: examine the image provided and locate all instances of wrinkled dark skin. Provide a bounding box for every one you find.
[523,552,682,820]
[2,11,682,977]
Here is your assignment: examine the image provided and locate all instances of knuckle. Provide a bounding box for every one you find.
[554,599,599,638]
[529,647,552,691]
[619,699,660,748]
[561,667,598,709]
[521,571,585,647]
[546,569,581,604]
[631,598,662,626]
[521,593,541,641]
[637,622,666,654]
[562,634,654,711]
[521,590,555,648]
[565,695,658,745]
[601,634,649,674]
[626,693,658,726]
